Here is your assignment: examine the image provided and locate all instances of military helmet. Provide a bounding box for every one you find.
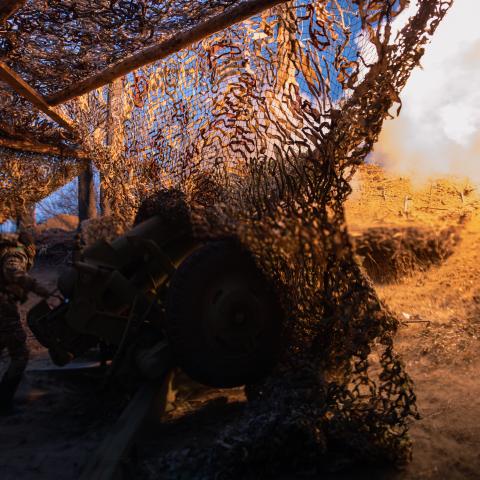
[0,232,35,271]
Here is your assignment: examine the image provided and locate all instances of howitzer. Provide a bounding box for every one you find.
[28,204,283,388]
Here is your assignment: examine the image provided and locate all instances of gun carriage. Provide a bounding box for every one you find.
[29,194,283,389]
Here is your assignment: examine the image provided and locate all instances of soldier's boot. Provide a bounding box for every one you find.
[0,374,23,415]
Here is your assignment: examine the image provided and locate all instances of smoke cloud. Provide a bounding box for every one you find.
[372,0,480,184]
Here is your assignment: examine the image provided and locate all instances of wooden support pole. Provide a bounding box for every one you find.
[100,79,124,216]
[99,179,111,216]
[0,61,74,131]
[0,137,88,159]
[16,203,36,231]
[47,0,287,105]
[0,0,26,23]
[78,161,97,222]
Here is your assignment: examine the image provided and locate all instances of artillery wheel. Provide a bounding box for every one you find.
[165,240,283,388]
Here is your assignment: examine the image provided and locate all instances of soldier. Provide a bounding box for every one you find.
[0,232,50,414]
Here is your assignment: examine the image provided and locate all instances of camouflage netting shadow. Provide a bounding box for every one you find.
[2,0,453,476]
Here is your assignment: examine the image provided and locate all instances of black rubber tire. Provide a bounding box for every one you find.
[165,240,283,388]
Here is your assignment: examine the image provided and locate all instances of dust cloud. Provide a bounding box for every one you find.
[372,0,480,185]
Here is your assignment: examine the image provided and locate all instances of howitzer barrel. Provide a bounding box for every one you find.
[82,215,194,270]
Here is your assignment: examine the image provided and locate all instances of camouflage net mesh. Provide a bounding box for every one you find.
[0,0,453,474]
[0,148,83,220]
[1,0,248,96]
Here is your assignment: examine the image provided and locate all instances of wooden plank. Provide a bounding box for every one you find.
[0,61,74,131]
[0,0,26,23]
[79,374,171,480]
[0,137,87,159]
[79,383,157,480]
[47,0,287,105]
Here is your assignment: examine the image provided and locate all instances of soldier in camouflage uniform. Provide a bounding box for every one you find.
[0,232,50,414]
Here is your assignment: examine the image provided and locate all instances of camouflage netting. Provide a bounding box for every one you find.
[0,0,453,475]
[1,0,251,96]
[0,0,262,220]
[80,215,127,246]
[0,147,84,222]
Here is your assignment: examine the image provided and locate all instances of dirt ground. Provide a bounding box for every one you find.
[377,215,480,480]
[348,166,480,479]
[0,165,479,479]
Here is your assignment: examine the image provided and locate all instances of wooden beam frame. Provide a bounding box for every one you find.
[47,0,287,105]
[0,119,55,145]
[0,61,74,131]
[0,137,87,159]
[0,0,26,23]
[0,120,27,139]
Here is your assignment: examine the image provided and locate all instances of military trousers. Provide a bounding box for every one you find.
[0,310,29,381]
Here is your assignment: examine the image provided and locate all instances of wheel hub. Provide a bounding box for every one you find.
[206,284,265,357]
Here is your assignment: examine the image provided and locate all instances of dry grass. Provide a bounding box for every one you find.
[353,225,460,283]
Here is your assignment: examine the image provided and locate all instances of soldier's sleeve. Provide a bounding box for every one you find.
[18,274,51,298]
